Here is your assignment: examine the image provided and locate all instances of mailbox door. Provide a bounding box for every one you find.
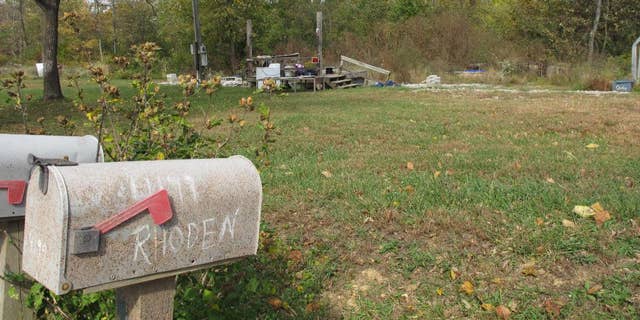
[0,134,102,219]
[22,156,261,294]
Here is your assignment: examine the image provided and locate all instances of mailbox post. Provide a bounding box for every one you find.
[0,134,102,320]
[22,156,262,319]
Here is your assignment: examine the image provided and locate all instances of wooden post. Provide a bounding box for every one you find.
[115,277,176,320]
[316,11,323,76]
[246,19,253,78]
[0,220,33,320]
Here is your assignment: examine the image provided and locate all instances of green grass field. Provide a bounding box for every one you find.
[2,80,639,319]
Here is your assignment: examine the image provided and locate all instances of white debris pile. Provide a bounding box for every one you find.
[423,74,441,85]
[166,73,178,85]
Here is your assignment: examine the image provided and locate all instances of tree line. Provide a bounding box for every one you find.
[1,0,639,85]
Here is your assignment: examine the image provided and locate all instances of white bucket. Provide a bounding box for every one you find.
[35,63,44,77]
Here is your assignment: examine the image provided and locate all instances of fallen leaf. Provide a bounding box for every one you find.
[495,305,511,319]
[268,297,283,309]
[624,177,634,188]
[521,263,537,277]
[513,161,522,170]
[587,283,603,295]
[586,143,599,149]
[562,219,576,228]
[591,202,611,226]
[406,162,414,170]
[481,303,495,311]
[573,205,595,218]
[288,250,303,264]
[384,209,396,222]
[436,288,444,296]
[543,299,562,318]
[535,218,545,226]
[305,302,320,313]
[546,177,555,184]
[460,281,474,295]
[450,268,461,280]
[321,170,332,178]
[445,169,455,176]
[433,170,441,178]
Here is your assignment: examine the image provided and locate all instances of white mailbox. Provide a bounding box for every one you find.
[0,134,102,220]
[22,156,262,295]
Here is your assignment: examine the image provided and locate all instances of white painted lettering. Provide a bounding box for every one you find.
[202,218,217,249]
[161,228,168,256]
[184,176,197,201]
[129,209,244,264]
[167,176,184,205]
[168,226,184,253]
[144,177,153,196]
[132,225,151,265]
[129,177,139,200]
[219,208,240,242]
[187,222,199,248]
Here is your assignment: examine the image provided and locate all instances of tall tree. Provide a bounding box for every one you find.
[34,0,63,100]
[588,0,602,64]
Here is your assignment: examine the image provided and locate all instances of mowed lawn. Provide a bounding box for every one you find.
[261,88,640,319]
[2,83,639,319]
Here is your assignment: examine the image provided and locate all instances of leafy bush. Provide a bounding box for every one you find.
[0,42,318,319]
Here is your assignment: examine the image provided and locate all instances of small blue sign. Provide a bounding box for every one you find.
[612,80,634,92]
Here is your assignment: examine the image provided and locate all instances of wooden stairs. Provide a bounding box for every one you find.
[324,74,362,89]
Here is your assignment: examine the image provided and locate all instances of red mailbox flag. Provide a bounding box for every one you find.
[94,189,173,234]
[0,180,27,205]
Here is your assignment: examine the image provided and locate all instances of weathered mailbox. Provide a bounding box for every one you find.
[0,134,102,320]
[0,134,102,219]
[22,156,261,295]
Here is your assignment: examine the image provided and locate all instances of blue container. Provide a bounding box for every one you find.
[612,80,634,92]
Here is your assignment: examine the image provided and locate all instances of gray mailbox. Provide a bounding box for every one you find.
[0,134,102,220]
[22,156,262,295]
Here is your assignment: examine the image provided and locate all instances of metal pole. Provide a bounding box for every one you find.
[632,36,640,82]
[191,0,203,82]
[115,277,176,320]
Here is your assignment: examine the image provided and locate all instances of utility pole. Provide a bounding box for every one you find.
[191,0,206,82]
[246,19,253,79]
[316,11,323,75]
[94,0,104,62]
[112,0,117,54]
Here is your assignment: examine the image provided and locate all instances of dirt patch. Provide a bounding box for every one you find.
[324,268,388,316]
